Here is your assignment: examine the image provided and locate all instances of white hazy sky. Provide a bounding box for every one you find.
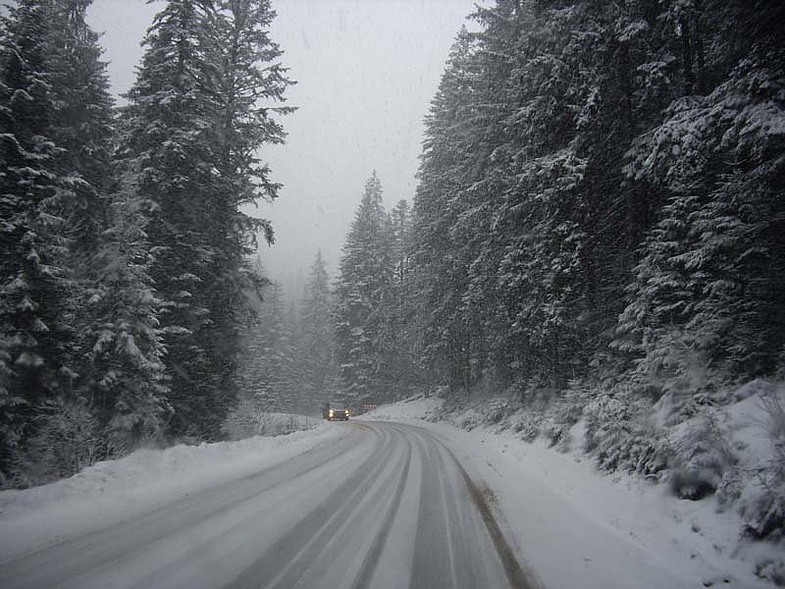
[87,0,480,297]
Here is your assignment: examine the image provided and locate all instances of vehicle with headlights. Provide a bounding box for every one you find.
[323,402,349,421]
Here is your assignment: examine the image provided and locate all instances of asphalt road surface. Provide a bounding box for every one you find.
[0,421,532,589]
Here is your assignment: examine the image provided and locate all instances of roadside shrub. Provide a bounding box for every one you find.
[14,399,104,488]
[744,392,785,540]
[455,409,481,431]
[511,410,541,442]
[483,399,513,426]
[584,386,669,477]
[669,413,735,500]
[541,381,592,451]
[753,559,785,587]
[716,465,744,510]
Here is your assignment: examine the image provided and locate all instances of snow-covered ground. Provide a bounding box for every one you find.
[0,419,341,562]
[0,399,780,588]
[366,395,781,588]
[224,410,321,440]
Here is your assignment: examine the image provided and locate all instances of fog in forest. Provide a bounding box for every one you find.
[2,2,784,583]
[88,0,479,296]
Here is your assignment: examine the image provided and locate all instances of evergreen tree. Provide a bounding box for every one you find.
[0,0,166,484]
[390,200,410,285]
[55,0,169,458]
[119,0,291,441]
[118,0,217,440]
[334,172,395,404]
[198,0,294,426]
[384,199,419,397]
[409,0,784,409]
[0,0,73,483]
[410,27,486,393]
[234,278,298,420]
[616,38,785,387]
[81,179,170,456]
[298,251,336,405]
[47,0,113,256]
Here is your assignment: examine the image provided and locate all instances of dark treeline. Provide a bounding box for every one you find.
[0,0,291,487]
[331,0,785,408]
[411,0,785,399]
[322,0,785,540]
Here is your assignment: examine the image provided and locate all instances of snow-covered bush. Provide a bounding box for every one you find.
[255,413,313,439]
[669,413,735,500]
[436,389,521,433]
[224,395,316,440]
[16,399,105,488]
[541,381,592,451]
[454,409,482,431]
[753,559,785,587]
[715,465,745,510]
[584,386,669,477]
[743,392,785,540]
[483,399,514,426]
[510,410,542,442]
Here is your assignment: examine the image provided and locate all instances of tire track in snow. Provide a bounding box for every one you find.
[350,425,413,589]
[408,424,535,589]
[0,428,369,589]
[1,421,534,589]
[225,424,397,589]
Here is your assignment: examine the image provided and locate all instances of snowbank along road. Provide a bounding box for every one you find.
[0,421,533,589]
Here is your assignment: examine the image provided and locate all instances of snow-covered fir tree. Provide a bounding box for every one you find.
[409,26,486,393]
[334,172,396,405]
[0,0,166,486]
[0,0,76,485]
[297,251,337,406]
[118,0,291,442]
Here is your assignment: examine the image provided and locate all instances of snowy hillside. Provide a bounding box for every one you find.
[366,385,785,587]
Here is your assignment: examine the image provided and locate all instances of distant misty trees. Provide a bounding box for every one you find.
[332,173,420,407]
[234,183,418,415]
[237,173,420,413]
[231,251,339,418]
[298,251,337,402]
[0,0,291,487]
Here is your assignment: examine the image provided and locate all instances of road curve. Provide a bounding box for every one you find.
[0,421,533,589]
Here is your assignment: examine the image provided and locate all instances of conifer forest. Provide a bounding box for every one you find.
[1,0,784,548]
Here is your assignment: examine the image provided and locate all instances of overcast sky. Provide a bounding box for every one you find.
[87,0,479,297]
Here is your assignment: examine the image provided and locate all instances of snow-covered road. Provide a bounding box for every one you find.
[0,421,529,589]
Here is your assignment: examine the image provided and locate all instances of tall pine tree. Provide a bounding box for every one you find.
[0,0,74,483]
[298,251,336,404]
[334,172,395,404]
[119,0,291,441]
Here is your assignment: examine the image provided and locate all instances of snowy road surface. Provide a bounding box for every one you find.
[0,421,530,589]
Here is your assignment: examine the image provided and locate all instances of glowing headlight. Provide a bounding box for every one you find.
[329,410,334,416]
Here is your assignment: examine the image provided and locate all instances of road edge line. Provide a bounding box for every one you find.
[451,454,539,589]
